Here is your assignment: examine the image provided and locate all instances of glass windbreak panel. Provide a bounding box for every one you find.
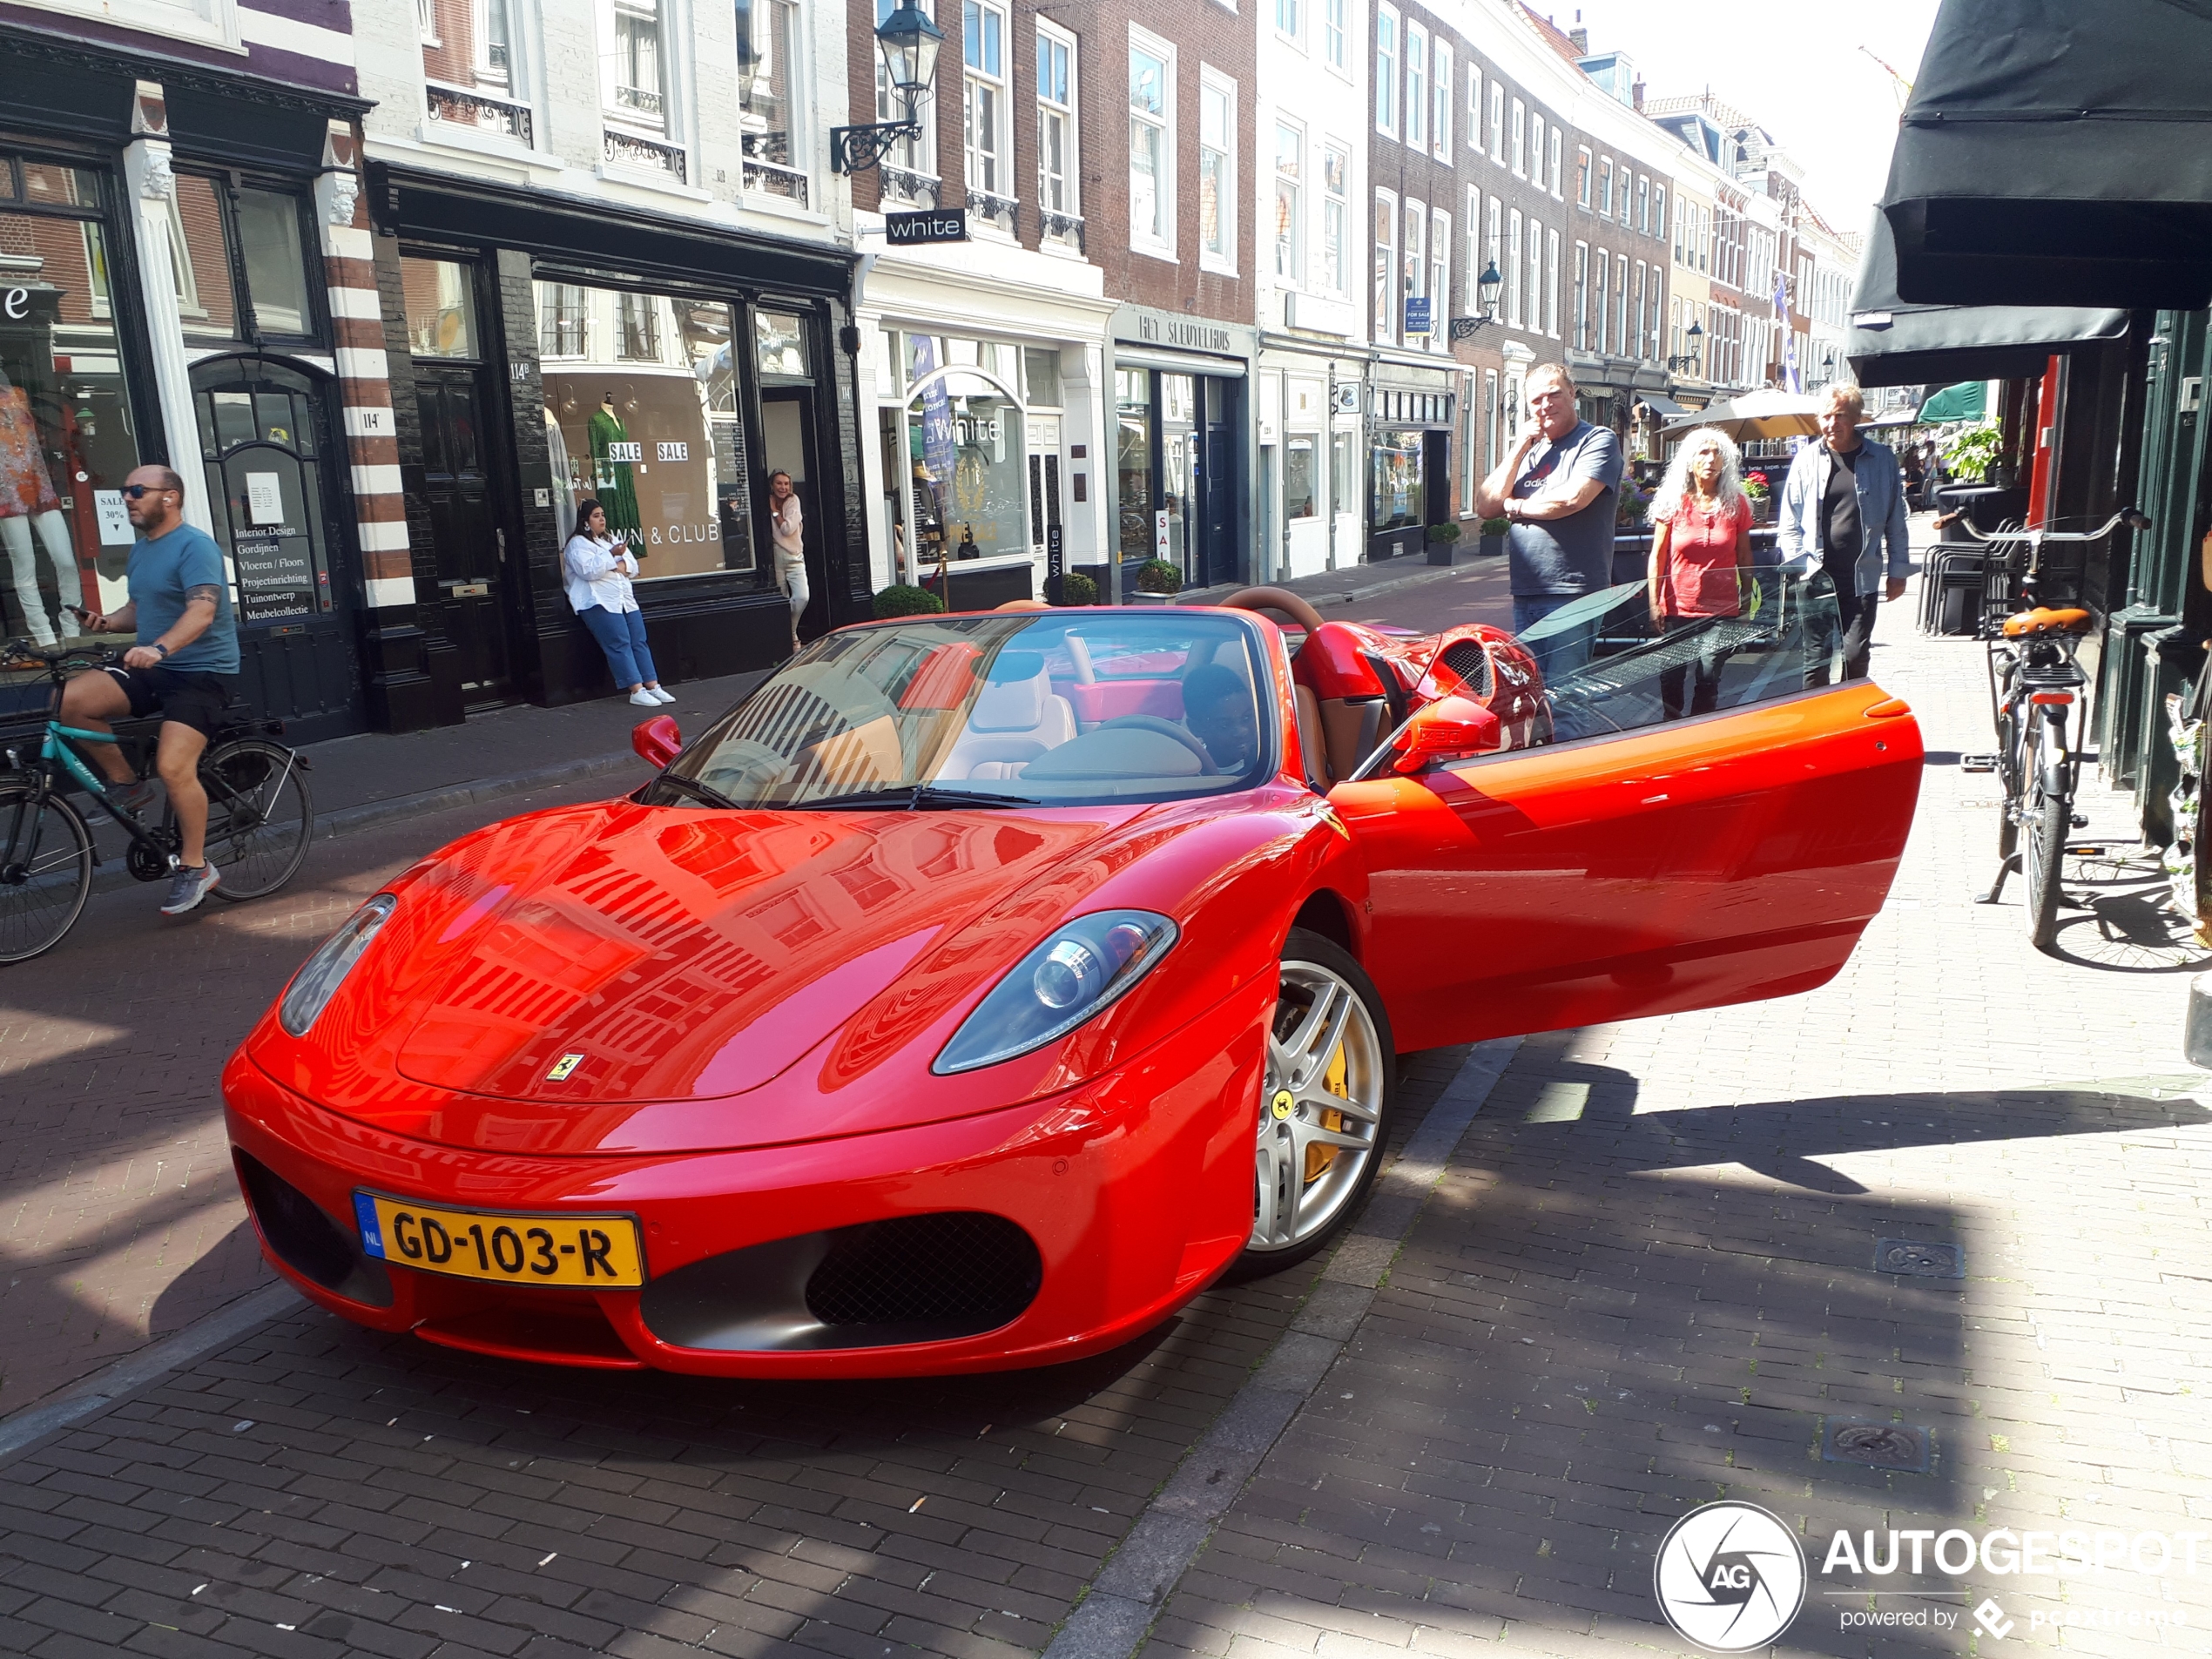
[1285,434,1317,519]
[907,371,1023,567]
[402,257,478,358]
[236,188,312,337]
[647,611,1276,807]
[1507,573,1843,748]
[0,206,146,662]
[1115,368,1151,562]
[536,281,760,583]
[1370,427,1423,530]
[755,308,809,379]
[172,174,239,344]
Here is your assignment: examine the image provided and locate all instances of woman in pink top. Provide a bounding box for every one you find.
[1647,428,1754,718]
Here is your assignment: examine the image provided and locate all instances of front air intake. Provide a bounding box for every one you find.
[233,1150,393,1307]
[805,1213,1042,1329]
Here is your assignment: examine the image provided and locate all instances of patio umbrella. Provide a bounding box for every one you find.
[1880,0,2212,307]
[1662,390,1826,443]
[1915,381,1988,424]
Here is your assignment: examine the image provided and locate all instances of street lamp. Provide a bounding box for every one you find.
[1448,262,1505,341]
[1665,318,1703,374]
[831,0,944,175]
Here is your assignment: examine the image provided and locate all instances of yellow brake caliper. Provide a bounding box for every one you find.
[1304,1043,1350,1184]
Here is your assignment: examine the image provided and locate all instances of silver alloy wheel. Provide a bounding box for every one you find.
[1249,959,1386,1254]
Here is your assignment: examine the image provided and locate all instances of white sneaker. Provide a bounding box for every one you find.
[629,690,661,707]
[649,687,676,704]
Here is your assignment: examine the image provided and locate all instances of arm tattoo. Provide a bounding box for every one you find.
[185,584,224,606]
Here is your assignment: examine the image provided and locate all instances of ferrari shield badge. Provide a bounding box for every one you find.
[546,1052,586,1082]
[1271,1089,1296,1121]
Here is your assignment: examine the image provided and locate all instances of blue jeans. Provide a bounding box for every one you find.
[581,604,657,689]
[1511,593,1595,689]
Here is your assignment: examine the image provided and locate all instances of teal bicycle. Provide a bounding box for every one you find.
[0,638,314,962]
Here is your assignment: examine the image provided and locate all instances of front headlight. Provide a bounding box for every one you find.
[933,910,1178,1075]
[279,894,398,1037]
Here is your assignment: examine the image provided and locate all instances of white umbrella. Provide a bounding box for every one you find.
[1662,389,1827,443]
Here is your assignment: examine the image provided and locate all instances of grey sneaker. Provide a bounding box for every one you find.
[160,862,219,915]
[108,779,158,819]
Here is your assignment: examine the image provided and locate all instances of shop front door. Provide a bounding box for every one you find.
[413,363,515,705]
[191,358,364,744]
[761,387,823,640]
[1201,380,1238,587]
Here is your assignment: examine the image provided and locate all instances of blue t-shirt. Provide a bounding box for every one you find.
[1506,421,1625,598]
[129,523,239,674]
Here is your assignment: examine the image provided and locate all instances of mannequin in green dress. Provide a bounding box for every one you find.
[588,395,643,548]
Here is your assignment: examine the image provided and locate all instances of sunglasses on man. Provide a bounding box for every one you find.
[120,483,175,500]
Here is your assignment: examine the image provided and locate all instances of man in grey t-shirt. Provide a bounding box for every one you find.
[1473,365,1624,685]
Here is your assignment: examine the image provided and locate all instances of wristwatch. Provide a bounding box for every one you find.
[150,643,169,658]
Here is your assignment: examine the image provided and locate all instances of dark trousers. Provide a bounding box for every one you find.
[1804,590,1882,686]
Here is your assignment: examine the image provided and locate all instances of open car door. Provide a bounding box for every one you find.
[1332,577,1922,1054]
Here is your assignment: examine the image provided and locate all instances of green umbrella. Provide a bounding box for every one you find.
[1915,381,1987,423]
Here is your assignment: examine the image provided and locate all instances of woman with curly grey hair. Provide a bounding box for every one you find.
[1647,427,1754,718]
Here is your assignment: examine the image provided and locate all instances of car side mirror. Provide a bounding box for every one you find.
[1389,696,1501,773]
[632,715,682,770]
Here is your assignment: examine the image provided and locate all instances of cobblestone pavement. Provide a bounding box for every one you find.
[5,543,2210,1658]
[0,771,644,1417]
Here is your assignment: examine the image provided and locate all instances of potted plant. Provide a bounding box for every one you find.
[873,583,946,617]
[1057,570,1098,606]
[1942,422,2002,485]
[1479,516,1510,558]
[1132,558,1183,604]
[1743,469,1772,525]
[1425,523,1463,565]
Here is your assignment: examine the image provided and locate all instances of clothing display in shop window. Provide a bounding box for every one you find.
[587,398,642,549]
[0,369,83,646]
[544,405,577,546]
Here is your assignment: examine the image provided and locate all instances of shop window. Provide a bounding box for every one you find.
[535,281,763,585]
[193,365,335,626]
[755,309,810,380]
[0,152,148,658]
[1285,434,1317,519]
[1330,430,1353,520]
[1371,429,1423,532]
[422,0,532,145]
[1022,347,1059,407]
[1129,37,1172,252]
[962,0,1007,201]
[171,173,319,347]
[738,0,807,204]
[539,281,585,357]
[1115,368,1150,563]
[906,368,1023,569]
[1036,27,1077,220]
[402,258,480,358]
[1198,72,1234,273]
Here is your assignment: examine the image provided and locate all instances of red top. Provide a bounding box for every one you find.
[1658,494,1752,617]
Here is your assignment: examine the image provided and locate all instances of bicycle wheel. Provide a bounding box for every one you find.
[0,786,94,964]
[2022,732,2069,954]
[201,738,314,900]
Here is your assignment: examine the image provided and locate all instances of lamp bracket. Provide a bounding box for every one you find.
[832,121,921,176]
[1448,315,1496,342]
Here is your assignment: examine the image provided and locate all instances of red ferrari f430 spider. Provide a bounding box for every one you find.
[224,577,1919,1375]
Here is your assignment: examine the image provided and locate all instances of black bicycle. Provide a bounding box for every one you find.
[0,639,314,962]
[1957,507,2149,951]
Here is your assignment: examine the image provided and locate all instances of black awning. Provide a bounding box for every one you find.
[1846,212,2130,387]
[1879,0,2212,308]
[1636,393,1691,418]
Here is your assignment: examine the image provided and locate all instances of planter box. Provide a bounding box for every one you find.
[1127,590,1175,605]
[1426,540,1464,565]
[1480,532,1507,558]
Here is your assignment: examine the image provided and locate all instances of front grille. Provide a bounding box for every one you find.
[1437,638,1494,698]
[805,1213,1041,1330]
[233,1150,393,1306]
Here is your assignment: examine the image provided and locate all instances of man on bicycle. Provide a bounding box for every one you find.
[60,465,238,914]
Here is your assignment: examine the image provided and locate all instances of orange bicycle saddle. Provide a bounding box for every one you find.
[2001,606,2092,638]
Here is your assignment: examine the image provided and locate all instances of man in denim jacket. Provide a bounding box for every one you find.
[1776,382,1912,682]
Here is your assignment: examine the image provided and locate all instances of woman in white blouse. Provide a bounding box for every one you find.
[563,499,672,707]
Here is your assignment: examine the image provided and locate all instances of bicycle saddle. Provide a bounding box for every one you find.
[2001,606,2092,638]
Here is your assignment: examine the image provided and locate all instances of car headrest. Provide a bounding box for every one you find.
[985,650,1046,683]
[969,671,1049,732]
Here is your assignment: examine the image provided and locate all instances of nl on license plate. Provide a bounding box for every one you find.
[353,1192,645,1287]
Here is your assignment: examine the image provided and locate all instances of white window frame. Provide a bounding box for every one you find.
[1197,64,1237,273]
[1323,0,1345,70]
[1430,206,1449,351]
[1374,186,1398,345]
[1274,0,1299,44]
[1509,97,1525,176]
[1404,195,1426,325]
[1545,226,1559,337]
[1598,157,1612,218]
[1374,3,1399,138]
[1274,118,1305,286]
[1128,29,1176,257]
[963,0,1009,201]
[1594,246,1608,352]
[1467,66,1480,163]
[1323,143,1351,296]
[1526,111,1541,185]
[1486,196,1501,299]
[1465,185,1480,303]
[1575,144,1590,208]
[1404,20,1426,151]
[1506,207,1521,328]
[1487,82,1502,161]
[1432,40,1451,162]
[1651,185,1665,246]
[1573,239,1588,349]
[1635,173,1648,233]
[1036,21,1078,219]
[1524,212,1541,340]
[1547,127,1561,197]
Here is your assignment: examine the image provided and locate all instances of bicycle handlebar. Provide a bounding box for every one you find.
[1,637,122,675]
[1953,506,2152,545]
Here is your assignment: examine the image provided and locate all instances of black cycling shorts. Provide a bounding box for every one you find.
[102,665,237,740]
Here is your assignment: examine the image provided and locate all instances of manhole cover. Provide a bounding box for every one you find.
[1823,1420,1932,1473]
[1876,1238,1964,1278]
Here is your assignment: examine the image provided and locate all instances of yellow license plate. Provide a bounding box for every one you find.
[352,1192,644,1288]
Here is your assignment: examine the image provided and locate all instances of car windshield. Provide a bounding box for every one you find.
[647,612,1277,808]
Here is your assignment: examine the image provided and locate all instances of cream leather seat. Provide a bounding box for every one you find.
[940,657,1078,780]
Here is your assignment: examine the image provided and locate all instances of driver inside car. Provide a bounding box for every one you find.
[1182,663,1260,773]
